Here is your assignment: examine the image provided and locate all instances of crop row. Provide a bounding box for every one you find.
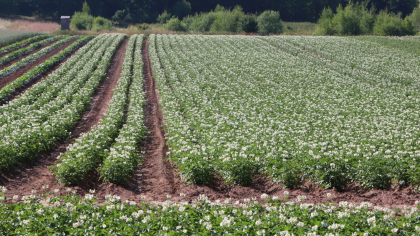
[148,34,420,190]
[0,34,124,172]
[0,36,77,79]
[0,36,93,101]
[54,35,144,185]
[0,34,49,55]
[0,35,62,65]
[0,190,419,235]
[100,35,146,184]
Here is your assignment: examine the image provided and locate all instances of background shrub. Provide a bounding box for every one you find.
[257,10,283,35]
[137,23,150,30]
[157,10,172,25]
[71,11,94,30]
[92,16,115,31]
[164,17,187,31]
[373,11,416,36]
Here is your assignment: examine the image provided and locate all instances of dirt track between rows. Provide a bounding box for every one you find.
[0,38,78,91]
[0,37,419,209]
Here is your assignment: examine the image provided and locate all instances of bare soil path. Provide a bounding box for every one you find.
[0,38,78,90]
[0,38,128,198]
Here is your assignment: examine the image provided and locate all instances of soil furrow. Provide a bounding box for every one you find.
[0,38,78,90]
[0,38,128,197]
[0,40,58,70]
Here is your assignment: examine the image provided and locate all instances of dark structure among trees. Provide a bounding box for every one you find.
[60,16,70,30]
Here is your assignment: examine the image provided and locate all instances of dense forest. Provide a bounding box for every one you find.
[0,0,418,23]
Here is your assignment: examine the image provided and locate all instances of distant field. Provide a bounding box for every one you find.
[0,30,40,47]
[0,17,59,34]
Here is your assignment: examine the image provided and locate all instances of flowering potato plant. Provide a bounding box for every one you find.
[148,34,420,189]
[0,187,419,235]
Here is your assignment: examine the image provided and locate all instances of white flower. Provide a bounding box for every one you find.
[261,193,269,199]
[297,222,304,227]
[391,228,398,233]
[284,191,289,196]
[162,226,168,231]
[102,224,106,228]
[255,219,262,226]
[312,225,318,231]
[180,193,186,198]
[206,224,212,230]
[327,193,332,198]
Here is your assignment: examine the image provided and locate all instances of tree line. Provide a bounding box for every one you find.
[0,0,418,23]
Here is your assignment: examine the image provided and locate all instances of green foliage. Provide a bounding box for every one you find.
[71,11,94,30]
[0,192,419,235]
[112,10,128,23]
[408,4,420,33]
[172,0,192,19]
[82,1,91,15]
[164,17,187,31]
[316,2,375,36]
[316,1,417,36]
[157,10,172,25]
[184,5,256,33]
[92,16,115,31]
[137,23,150,30]
[239,14,258,33]
[373,11,416,36]
[315,7,335,35]
[257,10,283,35]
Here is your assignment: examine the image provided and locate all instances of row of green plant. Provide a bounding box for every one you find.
[161,5,283,35]
[316,1,420,36]
[0,188,419,235]
[53,34,138,185]
[0,35,61,65]
[0,36,92,101]
[0,35,73,79]
[0,34,49,55]
[100,35,147,184]
[0,34,123,172]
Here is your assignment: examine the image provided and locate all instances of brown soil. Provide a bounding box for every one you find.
[0,38,78,90]
[2,39,91,104]
[0,38,128,199]
[1,38,419,210]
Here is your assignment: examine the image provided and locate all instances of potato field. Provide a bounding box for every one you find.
[0,33,419,235]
